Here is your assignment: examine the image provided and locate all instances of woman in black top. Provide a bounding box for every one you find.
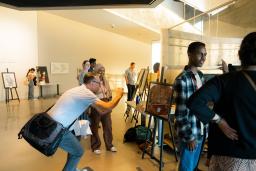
[187,32,256,171]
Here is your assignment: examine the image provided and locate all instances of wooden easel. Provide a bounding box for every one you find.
[5,87,20,103]
[130,67,149,125]
[2,69,20,104]
[124,68,145,120]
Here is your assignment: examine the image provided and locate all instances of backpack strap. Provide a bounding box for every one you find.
[67,119,77,130]
[45,104,76,130]
[45,104,54,112]
[242,71,256,92]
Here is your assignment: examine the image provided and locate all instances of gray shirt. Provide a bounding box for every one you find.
[125,68,136,85]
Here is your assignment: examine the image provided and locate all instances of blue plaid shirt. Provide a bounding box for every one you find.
[173,65,208,143]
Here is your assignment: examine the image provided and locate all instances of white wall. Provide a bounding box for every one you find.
[37,12,151,93]
[0,7,38,101]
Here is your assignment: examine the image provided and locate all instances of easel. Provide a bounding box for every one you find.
[130,67,149,125]
[2,69,20,104]
[124,68,145,121]
[141,66,178,171]
[124,67,149,125]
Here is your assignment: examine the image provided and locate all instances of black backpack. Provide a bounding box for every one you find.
[123,125,152,144]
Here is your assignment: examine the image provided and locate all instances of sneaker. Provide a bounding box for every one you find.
[110,146,117,152]
[76,169,88,171]
[93,149,101,155]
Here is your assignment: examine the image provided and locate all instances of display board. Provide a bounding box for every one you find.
[138,68,149,95]
[136,69,145,87]
[1,72,17,88]
[36,66,49,84]
[145,82,173,116]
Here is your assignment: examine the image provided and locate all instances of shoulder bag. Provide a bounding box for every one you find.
[18,106,75,157]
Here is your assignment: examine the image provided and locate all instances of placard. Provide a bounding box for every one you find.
[2,72,17,88]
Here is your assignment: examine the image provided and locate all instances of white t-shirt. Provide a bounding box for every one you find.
[48,85,99,127]
[194,73,202,88]
[194,72,204,135]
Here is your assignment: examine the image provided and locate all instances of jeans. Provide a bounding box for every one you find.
[178,139,203,171]
[28,80,34,99]
[59,131,84,171]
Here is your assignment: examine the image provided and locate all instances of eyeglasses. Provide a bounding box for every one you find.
[98,70,105,74]
[92,80,101,86]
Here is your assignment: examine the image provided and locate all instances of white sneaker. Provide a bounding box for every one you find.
[110,146,117,152]
[76,169,88,171]
[93,149,101,155]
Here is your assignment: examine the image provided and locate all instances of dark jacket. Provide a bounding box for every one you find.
[187,70,256,159]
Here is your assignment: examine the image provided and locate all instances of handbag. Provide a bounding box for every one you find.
[18,111,75,157]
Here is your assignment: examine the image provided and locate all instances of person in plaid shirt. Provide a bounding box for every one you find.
[174,41,207,171]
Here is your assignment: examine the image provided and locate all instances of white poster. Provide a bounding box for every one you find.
[2,72,17,88]
[51,62,69,74]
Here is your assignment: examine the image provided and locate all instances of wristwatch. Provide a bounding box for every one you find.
[212,114,222,124]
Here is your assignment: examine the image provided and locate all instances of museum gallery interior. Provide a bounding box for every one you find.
[0,0,256,171]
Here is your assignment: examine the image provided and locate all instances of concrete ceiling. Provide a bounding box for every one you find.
[219,0,256,29]
[47,9,160,43]
[44,0,188,44]
[181,0,232,12]
[42,0,255,44]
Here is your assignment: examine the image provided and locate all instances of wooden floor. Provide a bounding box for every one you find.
[0,97,208,171]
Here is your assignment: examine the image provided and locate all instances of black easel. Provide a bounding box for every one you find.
[2,68,20,104]
[142,66,178,171]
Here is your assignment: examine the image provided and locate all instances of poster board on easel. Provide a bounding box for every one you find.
[130,69,145,101]
[138,67,149,97]
[2,72,17,88]
[1,70,20,103]
[136,69,145,87]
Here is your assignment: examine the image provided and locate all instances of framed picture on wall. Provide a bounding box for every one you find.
[1,72,17,88]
